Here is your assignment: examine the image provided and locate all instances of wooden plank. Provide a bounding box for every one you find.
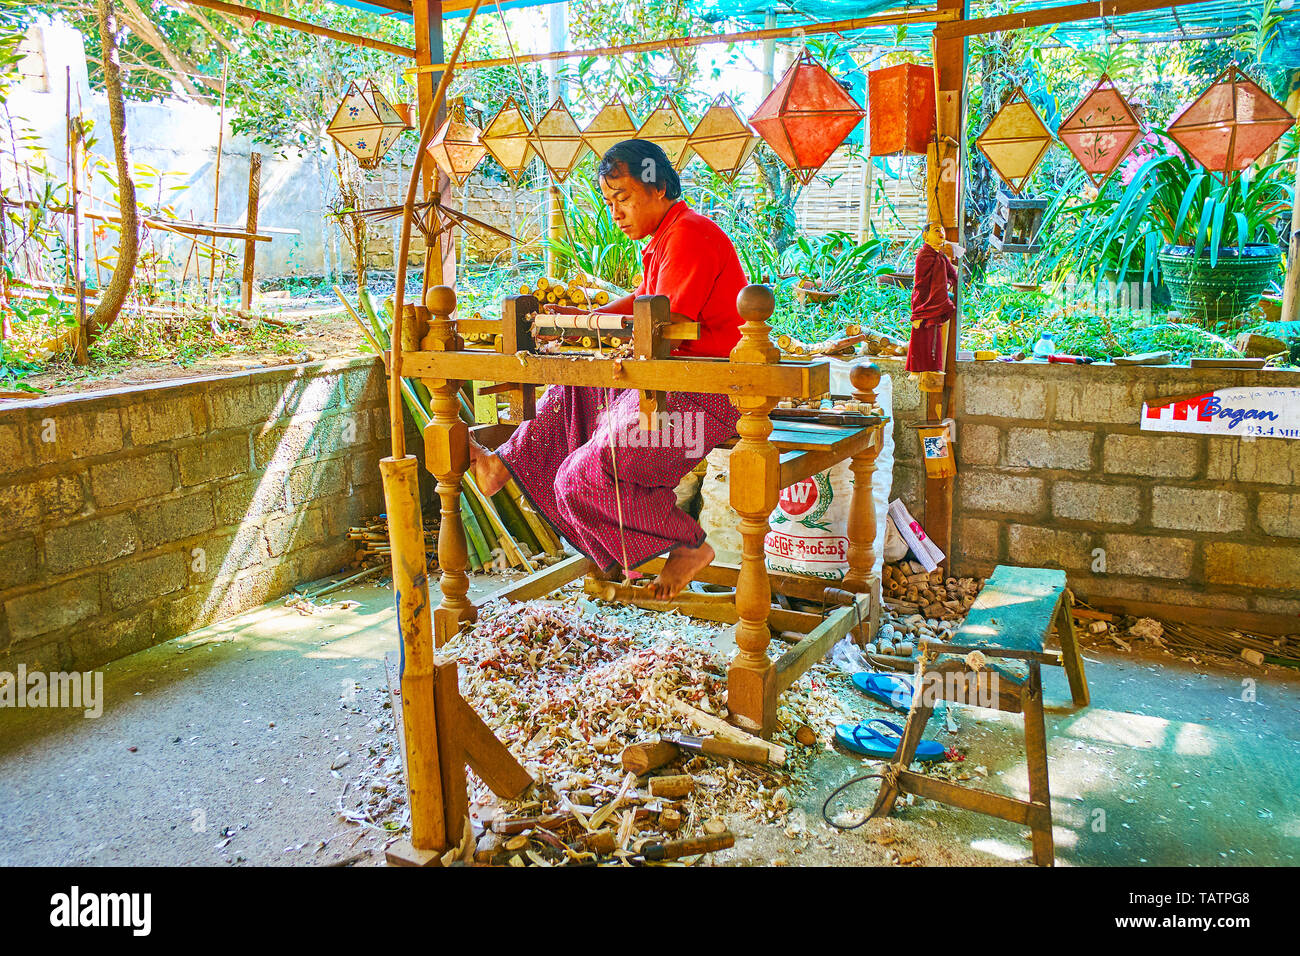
[775,598,871,693]
[584,578,822,633]
[401,349,830,398]
[896,770,1051,829]
[240,153,261,312]
[468,421,518,449]
[932,0,1224,40]
[384,651,407,768]
[640,557,858,604]
[768,421,873,455]
[945,565,1066,686]
[475,553,587,605]
[1080,594,1299,638]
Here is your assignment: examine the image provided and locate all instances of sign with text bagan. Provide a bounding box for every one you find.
[1140,387,1300,438]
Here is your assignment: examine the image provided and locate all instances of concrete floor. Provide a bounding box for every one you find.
[2,573,1297,867]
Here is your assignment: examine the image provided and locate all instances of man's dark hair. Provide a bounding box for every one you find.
[598,139,681,201]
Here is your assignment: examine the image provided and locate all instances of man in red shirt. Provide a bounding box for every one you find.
[472,139,747,599]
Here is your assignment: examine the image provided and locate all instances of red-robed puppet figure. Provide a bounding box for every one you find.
[470,140,747,600]
[906,222,959,373]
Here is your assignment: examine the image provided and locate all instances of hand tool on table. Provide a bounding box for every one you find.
[1047,354,1096,364]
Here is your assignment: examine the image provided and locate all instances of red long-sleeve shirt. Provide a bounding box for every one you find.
[633,201,747,358]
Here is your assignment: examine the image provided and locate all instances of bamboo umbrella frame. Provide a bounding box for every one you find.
[390,0,484,462]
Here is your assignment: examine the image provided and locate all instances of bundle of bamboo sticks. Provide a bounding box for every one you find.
[346,517,437,571]
[522,271,622,309]
[337,286,569,574]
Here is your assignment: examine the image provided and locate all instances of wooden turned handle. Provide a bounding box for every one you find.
[641,832,735,861]
[620,740,679,775]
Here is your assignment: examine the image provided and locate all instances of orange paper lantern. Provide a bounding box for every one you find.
[1058,74,1144,187]
[868,63,936,156]
[1168,66,1295,176]
[750,52,865,185]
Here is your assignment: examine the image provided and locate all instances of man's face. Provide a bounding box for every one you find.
[599,168,671,240]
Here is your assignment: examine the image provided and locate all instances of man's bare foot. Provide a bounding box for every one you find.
[468,439,510,496]
[583,559,622,582]
[649,540,715,601]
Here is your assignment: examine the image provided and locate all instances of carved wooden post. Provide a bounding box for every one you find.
[842,362,883,642]
[500,294,537,422]
[727,285,781,736]
[423,285,476,646]
[633,294,671,430]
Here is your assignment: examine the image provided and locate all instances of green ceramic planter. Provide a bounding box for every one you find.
[1157,244,1281,330]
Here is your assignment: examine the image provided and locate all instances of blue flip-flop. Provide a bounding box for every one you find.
[834,718,945,762]
[851,671,914,712]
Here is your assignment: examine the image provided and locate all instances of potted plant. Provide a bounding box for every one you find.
[1053,132,1293,329]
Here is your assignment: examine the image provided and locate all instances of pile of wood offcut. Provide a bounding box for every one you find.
[442,595,808,865]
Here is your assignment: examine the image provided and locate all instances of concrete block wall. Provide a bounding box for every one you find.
[0,357,423,673]
[882,358,1300,629]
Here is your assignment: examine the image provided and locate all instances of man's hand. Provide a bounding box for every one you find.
[540,303,585,315]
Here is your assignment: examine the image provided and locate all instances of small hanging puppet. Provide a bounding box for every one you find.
[906,222,961,373]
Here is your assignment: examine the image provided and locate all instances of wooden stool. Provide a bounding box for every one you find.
[869,565,1090,867]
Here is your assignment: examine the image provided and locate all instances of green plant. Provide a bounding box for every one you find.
[546,177,641,289]
[1052,135,1294,285]
[779,231,883,291]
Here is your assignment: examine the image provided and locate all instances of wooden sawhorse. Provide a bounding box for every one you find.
[869,565,1090,866]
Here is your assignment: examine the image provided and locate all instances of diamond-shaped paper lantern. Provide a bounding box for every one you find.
[1058,74,1144,187]
[426,116,487,186]
[868,63,936,156]
[686,95,759,181]
[750,52,865,185]
[1168,66,1295,176]
[583,100,639,162]
[976,86,1053,196]
[327,80,408,169]
[638,96,694,170]
[528,97,587,182]
[482,96,534,183]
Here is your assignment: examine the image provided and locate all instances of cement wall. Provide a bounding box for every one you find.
[883,358,1300,630]
[0,357,425,674]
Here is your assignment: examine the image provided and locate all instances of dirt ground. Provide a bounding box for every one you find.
[2,568,1297,868]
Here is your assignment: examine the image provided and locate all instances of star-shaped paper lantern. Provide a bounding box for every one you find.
[327,80,408,169]
[583,100,639,162]
[1058,74,1144,186]
[637,96,694,170]
[868,63,936,156]
[528,97,587,182]
[1168,66,1295,176]
[686,95,759,181]
[976,86,1053,196]
[749,52,865,185]
[426,116,487,186]
[482,96,534,183]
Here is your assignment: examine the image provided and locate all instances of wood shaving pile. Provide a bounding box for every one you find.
[443,595,803,862]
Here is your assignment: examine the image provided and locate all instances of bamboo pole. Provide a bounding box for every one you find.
[174,0,415,57]
[207,53,228,305]
[379,455,446,853]
[404,7,955,74]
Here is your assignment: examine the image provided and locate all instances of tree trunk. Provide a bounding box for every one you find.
[88,0,139,341]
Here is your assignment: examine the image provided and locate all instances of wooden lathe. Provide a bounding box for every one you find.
[380,280,888,863]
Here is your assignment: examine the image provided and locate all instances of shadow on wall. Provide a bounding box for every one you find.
[0,357,430,681]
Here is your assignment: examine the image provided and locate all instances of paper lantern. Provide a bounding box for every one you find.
[686,95,759,181]
[583,100,639,162]
[868,63,936,156]
[637,96,694,170]
[976,86,1053,196]
[482,96,534,183]
[326,80,409,169]
[426,116,487,186]
[1058,74,1144,187]
[1168,66,1295,176]
[750,52,865,185]
[528,97,587,182]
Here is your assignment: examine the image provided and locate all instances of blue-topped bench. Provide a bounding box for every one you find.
[869,565,1090,867]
